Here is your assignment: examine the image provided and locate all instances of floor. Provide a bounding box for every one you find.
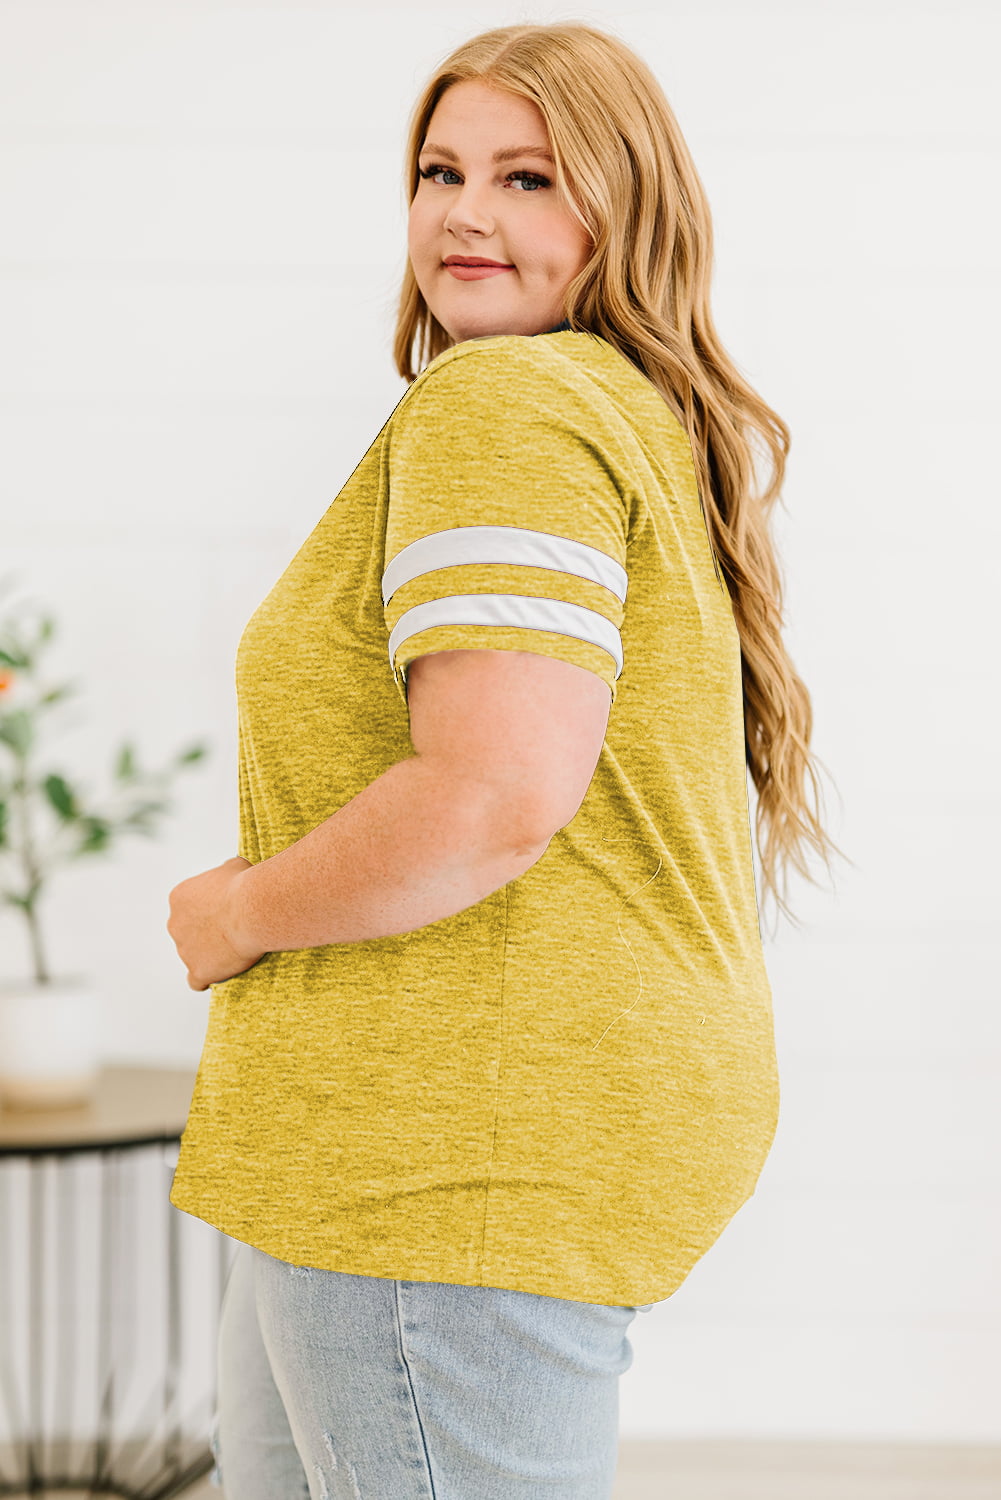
[166,1438,1001,1500]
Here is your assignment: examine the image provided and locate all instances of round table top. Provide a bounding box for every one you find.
[0,1063,196,1156]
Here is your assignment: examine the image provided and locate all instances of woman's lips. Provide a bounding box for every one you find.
[444,263,514,280]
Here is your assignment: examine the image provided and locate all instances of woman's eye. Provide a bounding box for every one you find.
[418,164,549,191]
[507,171,550,191]
[419,164,461,186]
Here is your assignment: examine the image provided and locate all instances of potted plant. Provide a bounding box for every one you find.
[0,577,208,1111]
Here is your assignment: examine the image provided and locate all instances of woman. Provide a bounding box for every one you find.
[167,20,842,1500]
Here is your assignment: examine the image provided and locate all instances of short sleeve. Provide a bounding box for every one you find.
[382,341,631,713]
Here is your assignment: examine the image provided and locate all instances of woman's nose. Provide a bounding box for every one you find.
[443,183,495,236]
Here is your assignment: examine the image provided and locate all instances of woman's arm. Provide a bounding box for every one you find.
[168,647,609,984]
[223,750,548,954]
[224,646,609,954]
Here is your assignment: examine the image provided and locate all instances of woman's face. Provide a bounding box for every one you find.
[408,79,593,344]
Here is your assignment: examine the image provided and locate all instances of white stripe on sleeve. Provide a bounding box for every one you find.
[387,593,624,678]
[382,526,627,607]
[382,525,627,679]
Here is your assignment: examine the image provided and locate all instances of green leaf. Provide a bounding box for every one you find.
[0,800,7,848]
[0,636,32,669]
[0,710,32,756]
[123,798,170,821]
[43,773,78,820]
[1,641,33,671]
[115,742,137,781]
[40,683,75,707]
[176,742,208,765]
[37,616,56,644]
[74,816,112,855]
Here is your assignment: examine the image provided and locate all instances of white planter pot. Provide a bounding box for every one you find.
[0,975,103,1111]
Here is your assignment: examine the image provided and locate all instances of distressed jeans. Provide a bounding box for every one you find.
[210,1240,653,1500]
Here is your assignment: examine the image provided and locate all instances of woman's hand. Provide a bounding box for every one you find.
[167,856,267,992]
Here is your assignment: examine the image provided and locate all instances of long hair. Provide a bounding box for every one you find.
[391,20,848,927]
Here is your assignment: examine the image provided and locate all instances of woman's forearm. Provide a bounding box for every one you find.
[223,755,549,953]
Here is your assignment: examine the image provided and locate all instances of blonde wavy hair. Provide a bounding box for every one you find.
[391,20,847,927]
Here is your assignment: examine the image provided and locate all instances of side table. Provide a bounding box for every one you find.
[0,1065,237,1499]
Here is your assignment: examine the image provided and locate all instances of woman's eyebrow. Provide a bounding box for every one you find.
[420,141,554,164]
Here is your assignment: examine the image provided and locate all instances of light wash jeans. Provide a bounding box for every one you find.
[210,1240,653,1500]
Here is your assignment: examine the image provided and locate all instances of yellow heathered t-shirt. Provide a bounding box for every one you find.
[168,327,780,1308]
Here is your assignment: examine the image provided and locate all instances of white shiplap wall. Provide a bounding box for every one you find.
[0,0,998,1447]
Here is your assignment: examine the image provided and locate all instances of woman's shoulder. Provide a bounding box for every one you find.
[396,331,625,422]
[413,329,573,378]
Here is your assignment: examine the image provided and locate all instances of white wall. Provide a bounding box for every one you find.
[1,0,997,1447]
